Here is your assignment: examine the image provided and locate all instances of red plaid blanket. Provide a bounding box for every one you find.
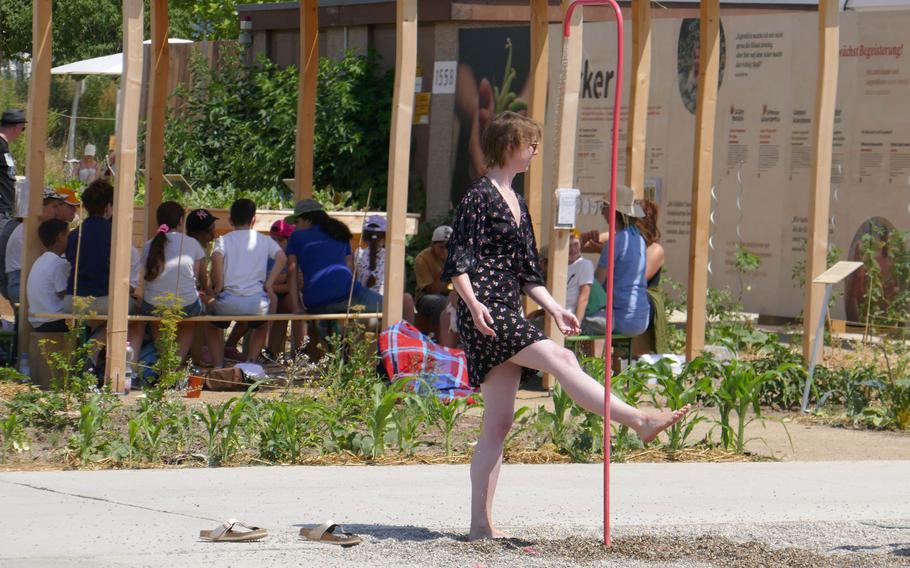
[378,321,475,400]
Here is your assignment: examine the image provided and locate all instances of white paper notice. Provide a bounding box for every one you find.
[432,61,457,94]
[555,188,580,228]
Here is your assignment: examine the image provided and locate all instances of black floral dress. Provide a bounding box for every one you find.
[442,176,547,387]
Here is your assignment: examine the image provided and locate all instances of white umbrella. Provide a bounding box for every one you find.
[51,39,192,160]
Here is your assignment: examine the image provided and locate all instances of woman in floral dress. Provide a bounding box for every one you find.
[442,111,690,541]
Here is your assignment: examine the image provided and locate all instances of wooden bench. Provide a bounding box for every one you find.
[564,333,634,372]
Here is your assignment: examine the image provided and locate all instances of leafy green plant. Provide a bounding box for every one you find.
[536,384,578,456]
[194,386,256,466]
[66,393,117,464]
[648,360,711,450]
[426,393,475,457]
[148,295,188,401]
[364,382,402,458]
[0,413,30,459]
[4,389,70,430]
[41,296,102,406]
[390,388,437,457]
[256,397,323,463]
[708,359,792,453]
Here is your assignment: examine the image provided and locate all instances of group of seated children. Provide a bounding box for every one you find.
[20,187,463,374]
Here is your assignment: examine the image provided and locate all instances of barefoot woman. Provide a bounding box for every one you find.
[442,112,690,541]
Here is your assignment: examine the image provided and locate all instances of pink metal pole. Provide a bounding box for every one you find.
[563,0,624,548]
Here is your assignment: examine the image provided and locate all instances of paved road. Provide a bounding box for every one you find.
[1,461,908,567]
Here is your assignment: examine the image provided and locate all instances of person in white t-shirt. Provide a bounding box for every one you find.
[27,219,71,332]
[206,199,286,368]
[140,201,206,362]
[565,231,595,323]
[5,187,79,302]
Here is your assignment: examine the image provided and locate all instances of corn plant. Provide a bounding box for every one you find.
[256,397,324,463]
[648,359,712,451]
[67,393,116,464]
[362,382,405,458]
[392,391,433,456]
[711,360,793,453]
[194,386,256,466]
[607,361,649,455]
[536,384,579,456]
[504,405,535,451]
[426,392,475,457]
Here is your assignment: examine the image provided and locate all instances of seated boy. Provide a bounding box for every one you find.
[27,219,71,332]
[206,199,286,368]
[5,187,79,302]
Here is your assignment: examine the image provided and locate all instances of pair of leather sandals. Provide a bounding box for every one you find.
[199,518,362,547]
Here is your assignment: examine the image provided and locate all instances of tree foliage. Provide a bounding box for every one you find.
[163,47,394,208]
[0,1,284,65]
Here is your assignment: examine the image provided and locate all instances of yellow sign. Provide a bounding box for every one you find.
[413,92,431,125]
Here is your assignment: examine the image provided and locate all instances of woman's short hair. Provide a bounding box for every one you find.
[481,111,542,169]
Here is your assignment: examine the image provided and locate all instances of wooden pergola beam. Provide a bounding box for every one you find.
[543,0,584,389]
[294,0,319,200]
[18,0,53,359]
[625,0,651,200]
[105,0,144,390]
[525,0,549,243]
[144,0,169,239]
[684,0,720,361]
[381,0,417,329]
[803,0,840,360]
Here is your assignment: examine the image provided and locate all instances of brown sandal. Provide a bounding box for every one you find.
[299,520,362,547]
[199,519,268,542]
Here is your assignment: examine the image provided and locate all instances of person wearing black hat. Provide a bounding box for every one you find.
[0,109,27,219]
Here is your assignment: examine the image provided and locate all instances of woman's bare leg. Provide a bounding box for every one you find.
[469,360,521,541]
[511,340,689,443]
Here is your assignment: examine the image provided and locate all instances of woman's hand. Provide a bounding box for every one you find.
[551,307,581,336]
[468,300,496,337]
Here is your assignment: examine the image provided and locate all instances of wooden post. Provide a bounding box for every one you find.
[294,0,319,200]
[145,0,169,239]
[523,0,549,316]
[803,0,840,360]
[543,1,583,389]
[18,0,53,359]
[684,0,720,361]
[525,0,549,243]
[105,0,144,390]
[625,0,651,200]
[381,0,417,329]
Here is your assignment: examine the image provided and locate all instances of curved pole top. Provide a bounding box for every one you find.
[563,0,623,37]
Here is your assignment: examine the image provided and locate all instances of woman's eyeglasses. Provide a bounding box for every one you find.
[529,141,539,154]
